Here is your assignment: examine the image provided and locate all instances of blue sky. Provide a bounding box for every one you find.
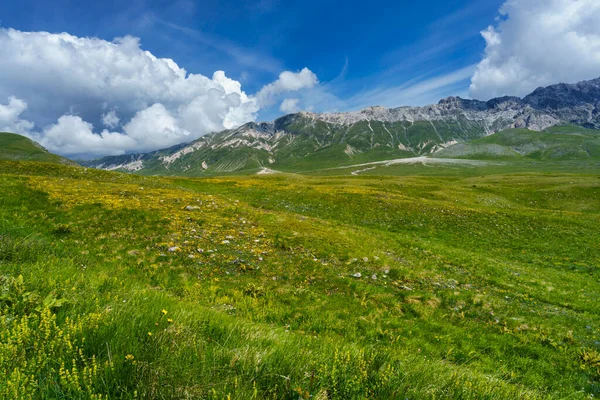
[2,0,599,158]
[1,0,503,112]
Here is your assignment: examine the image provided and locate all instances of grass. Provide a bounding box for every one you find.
[273,144,413,173]
[1,159,599,398]
[0,132,75,165]
[434,126,600,161]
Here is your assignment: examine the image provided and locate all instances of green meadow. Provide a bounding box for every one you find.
[1,159,600,399]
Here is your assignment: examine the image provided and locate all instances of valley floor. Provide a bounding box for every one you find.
[1,160,599,399]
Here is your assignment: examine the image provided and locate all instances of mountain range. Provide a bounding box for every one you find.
[68,76,600,174]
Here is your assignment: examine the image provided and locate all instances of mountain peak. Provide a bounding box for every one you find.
[363,105,387,112]
[438,96,463,104]
[524,76,600,109]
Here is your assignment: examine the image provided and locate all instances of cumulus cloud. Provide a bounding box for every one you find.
[123,103,190,152]
[31,115,136,158]
[256,68,318,107]
[0,96,35,134]
[0,28,318,158]
[470,0,600,100]
[279,98,301,113]
[101,110,120,129]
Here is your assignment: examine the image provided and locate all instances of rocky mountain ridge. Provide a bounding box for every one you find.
[82,76,600,175]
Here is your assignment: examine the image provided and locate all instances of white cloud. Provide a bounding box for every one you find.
[0,28,318,158]
[470,0,600,100]
[0,96,35,134]
[256,68,318,107]
[279,98,301,113]
[123,103,190,152]
[33,115,136,158]
[101,110,120,128]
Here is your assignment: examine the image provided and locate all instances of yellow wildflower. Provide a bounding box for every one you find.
[161,309,168,315]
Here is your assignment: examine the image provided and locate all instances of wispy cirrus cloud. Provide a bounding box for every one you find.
[343,65,476,110]
[150,16,283,74]
[279,1,498,115]
[261,63,477,120]
[378,1,500,79]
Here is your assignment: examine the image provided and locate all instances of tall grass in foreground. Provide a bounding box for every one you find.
[1,160,599,398]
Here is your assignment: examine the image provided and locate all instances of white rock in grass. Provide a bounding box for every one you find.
[371,274,378,280]
[168,246,180,252]
[352,272,362,278]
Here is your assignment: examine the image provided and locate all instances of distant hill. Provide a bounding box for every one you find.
[79,75,600,175]
[433,125,600,160]
[0,132,75,165]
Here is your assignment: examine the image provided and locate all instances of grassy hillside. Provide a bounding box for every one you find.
[0,132,75,164]
[1,160,600,398]
[84,124,600,177]
[83,113,495,176]
[272,144,414,173]
[435,126,600,161]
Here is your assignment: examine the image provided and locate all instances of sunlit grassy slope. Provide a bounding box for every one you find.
[1,160,600,399]
[0,132,75,165]
[434,126,600,161]
[85,125,600,177]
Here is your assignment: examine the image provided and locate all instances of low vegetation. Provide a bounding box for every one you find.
[0,132,75,165]
[1,159,599,398]
[435,126,600,161]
